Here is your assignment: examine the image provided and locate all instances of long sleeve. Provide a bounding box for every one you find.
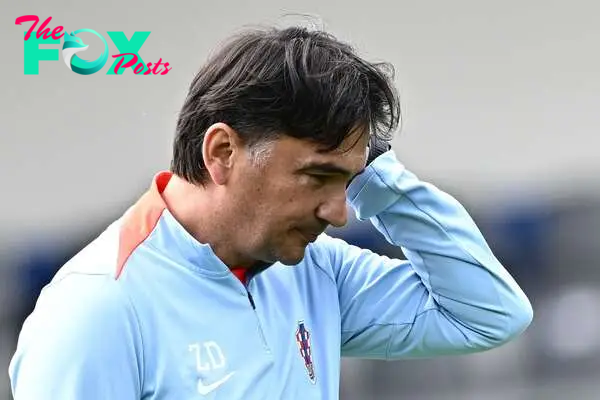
[8,273,143,399]
[327,149,532,359]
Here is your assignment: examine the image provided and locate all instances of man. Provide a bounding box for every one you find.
[9,26,533,399]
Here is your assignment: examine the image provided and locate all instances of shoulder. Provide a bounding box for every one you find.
[302,233,361,281]
[24,219,142,342]
[24,268,140,341]
[9,266,144,398]
[307,232,372,265]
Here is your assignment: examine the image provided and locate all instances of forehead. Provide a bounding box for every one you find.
[274,133,369,171]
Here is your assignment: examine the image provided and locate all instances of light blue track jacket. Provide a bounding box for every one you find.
[9,150,533,399]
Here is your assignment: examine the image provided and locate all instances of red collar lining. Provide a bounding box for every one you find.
[230,268,248,285]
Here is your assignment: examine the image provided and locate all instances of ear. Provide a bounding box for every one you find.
[202,123,240,185]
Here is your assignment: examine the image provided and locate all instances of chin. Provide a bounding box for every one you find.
[263,234,312,266]
[277,256,305,266]
[275,247,308,266]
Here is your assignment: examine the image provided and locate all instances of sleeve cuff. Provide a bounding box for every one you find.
[346,149,406,220]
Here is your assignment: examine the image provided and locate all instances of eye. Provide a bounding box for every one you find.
[307,174,328,186]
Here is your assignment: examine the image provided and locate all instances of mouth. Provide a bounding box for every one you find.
[297,230,321,244]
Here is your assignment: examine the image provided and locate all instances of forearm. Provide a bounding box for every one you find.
[346,150,533,347]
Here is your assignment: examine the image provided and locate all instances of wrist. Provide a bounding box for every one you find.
[367,138,391,165]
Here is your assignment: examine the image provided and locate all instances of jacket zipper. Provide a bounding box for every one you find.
[246,286,270,353]
[247,291,256,309]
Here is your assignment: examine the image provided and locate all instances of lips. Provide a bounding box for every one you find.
[298,230,321,243]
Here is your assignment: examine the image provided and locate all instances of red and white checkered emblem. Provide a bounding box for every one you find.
[295,320,316,384]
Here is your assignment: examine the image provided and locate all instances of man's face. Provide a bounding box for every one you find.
[228,131,369,266]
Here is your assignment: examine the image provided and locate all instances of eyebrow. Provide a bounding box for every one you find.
[297,162,355,178]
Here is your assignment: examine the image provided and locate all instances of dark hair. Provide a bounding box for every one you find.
[171,25,400,184]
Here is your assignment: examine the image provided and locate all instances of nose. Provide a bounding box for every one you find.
[316,193,348,228]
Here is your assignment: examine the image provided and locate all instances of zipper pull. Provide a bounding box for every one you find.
[247,291,256,309]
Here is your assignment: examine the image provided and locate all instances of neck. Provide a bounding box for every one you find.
[161,174,255,268]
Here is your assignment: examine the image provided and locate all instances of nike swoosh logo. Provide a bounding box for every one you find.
[196,371,235,395]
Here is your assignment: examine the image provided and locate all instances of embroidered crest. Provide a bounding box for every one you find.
[295,320,316,384]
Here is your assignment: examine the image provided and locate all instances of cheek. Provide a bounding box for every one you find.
[240,171,318,221]
[252,174,293,201]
